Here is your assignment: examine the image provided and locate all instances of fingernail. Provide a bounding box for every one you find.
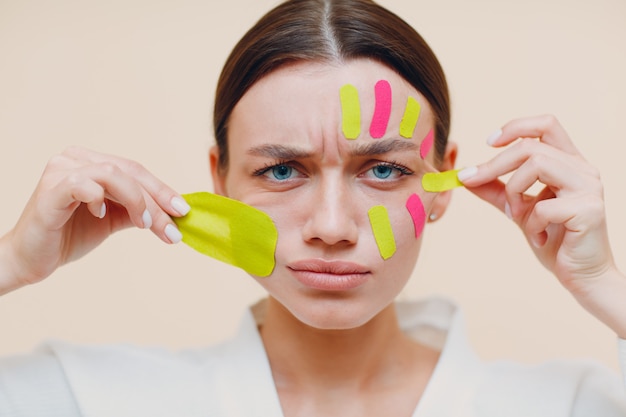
[165,224,182,244]
[457,166,478,183]
[486,129,502,146]
[171,196,191,216]
[504,202,512,220]
[99,202,106,219]
[142,209,153,229]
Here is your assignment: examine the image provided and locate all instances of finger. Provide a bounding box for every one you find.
[489,114,579,155]
[37,177,104,230]
[525,196,605,248]
[140,194,183,244]
[56,151,183,243]
[503,153,597,218]
[463,178,508,215]
[63,146,189,217]
[45,163,149,229]
[460,139,596,188]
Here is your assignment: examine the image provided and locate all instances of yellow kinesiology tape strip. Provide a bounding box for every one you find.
[173,192,278,277]
[340,84,361,140]
[422,170,463,192]
[367,205,396,260]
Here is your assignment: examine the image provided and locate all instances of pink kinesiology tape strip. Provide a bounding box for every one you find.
[406,193,426,239]
[420,129,434,160]
[370,80,392,139]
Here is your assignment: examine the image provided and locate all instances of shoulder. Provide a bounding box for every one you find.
[476,358,626,416]
[0,338,243,417]
[401,297,626,415]
[0,344,81,416]
[46,339,233,414]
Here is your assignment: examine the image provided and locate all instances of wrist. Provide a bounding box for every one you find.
[571,267,626,339]
[0,231,26,296]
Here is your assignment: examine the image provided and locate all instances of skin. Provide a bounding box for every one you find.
[212,60,454,331]
[210,59,455,415]
[0,58,624,416]
[461,117,626,339]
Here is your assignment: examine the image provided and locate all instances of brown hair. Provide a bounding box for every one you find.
[214,0,450,172]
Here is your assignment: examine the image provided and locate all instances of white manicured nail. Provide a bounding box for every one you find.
[486,129,502,146]
[457,166,478,183]
[171,197,191,216]
[165,224,182,244]
[99,202,106,219]
[504,202,512,220]
[142,209,153,229]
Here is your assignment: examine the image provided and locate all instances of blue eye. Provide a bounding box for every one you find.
[372,165,393,179]
[365,162,413,181]
[253,161,301,182]
[270,164,293,180]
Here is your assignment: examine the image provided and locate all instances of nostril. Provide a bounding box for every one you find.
[301,205,359,246]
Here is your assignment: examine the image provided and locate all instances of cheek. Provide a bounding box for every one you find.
[405,193,427,239]
[236,187,434,267]
[371,191,434,261]
[387,200,422,254]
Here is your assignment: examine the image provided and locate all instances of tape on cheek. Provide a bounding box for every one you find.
[369,80,392,139]
[420,129,434,159]
[340,84,361,140]
[368,205,397,260]
[399,97,421,139]
[406,194,426,239]
[173,192,278,277]
[422,170,463,192]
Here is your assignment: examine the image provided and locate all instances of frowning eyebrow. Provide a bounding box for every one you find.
[246,139,419,160]
[349,139,419,156]
[247,144,313,160]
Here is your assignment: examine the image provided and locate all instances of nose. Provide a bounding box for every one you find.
[301,177,359,247]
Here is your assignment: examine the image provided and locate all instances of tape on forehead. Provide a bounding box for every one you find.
[422,170,463,192]
[368,205,396,260]
[399,97,421,139]
[369,80,392,139]
[340,84,361,140]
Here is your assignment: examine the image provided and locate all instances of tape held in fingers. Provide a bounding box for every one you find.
[340,84,361,140]
[406,194,426,239]
[173,192,277,277]
[422,170,464,192]
[368,205,396,260]
[369,80,392,139]
[399,97,420,139]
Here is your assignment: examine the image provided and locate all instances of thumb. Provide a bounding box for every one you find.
[463,179,509,217]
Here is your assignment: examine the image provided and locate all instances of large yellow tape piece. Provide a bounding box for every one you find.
[173,192,278,277]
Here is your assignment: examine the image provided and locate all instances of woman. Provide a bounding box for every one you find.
[1,0,625,415]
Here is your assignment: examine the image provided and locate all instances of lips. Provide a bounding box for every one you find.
[287,259,371,291]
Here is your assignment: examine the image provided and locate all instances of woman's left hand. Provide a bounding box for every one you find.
[458,115,626,338]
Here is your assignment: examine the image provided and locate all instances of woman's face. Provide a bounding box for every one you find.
[211,59,455,329]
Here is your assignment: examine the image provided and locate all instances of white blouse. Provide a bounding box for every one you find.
[1,297,625,416]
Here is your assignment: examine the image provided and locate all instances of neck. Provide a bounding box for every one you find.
[260,297,415,391]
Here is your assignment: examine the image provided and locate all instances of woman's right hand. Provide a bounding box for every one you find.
[0,146,190,295]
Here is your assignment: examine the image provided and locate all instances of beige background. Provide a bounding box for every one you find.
[1,0,625,372]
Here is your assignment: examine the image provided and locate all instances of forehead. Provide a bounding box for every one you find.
[228,59,434,155]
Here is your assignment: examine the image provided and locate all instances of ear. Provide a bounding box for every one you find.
[209,145,228,196]
[428,141,458,221]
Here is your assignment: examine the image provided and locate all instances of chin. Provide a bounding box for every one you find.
[280,295,390,330]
